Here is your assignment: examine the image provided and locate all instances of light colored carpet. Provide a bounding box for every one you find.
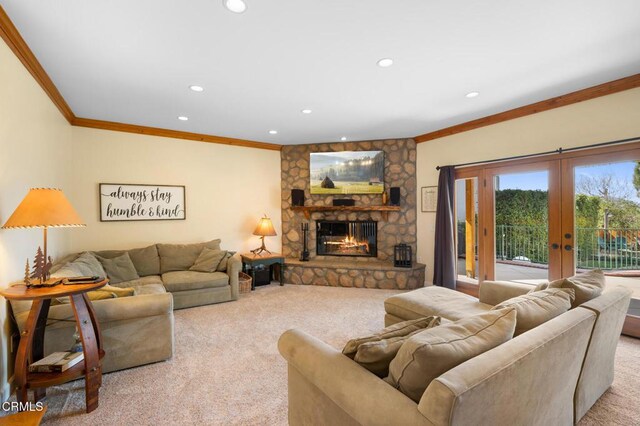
[10,284,640,425]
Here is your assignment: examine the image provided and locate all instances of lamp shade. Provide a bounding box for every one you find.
[253,216,277,237]
[2,188,85,229]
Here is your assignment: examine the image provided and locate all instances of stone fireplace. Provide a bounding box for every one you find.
[316,220,377,257]
[281,139,425,290]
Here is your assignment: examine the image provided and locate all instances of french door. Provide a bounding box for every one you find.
[454,142,640,333]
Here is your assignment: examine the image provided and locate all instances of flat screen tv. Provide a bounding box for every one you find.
[310,151,384,194]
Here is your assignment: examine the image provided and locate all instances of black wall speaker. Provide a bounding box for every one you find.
[292,189,305,206]
[333,199,355,206]
[390,187,401,206]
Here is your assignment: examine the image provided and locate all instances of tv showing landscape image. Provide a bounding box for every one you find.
[310,151,384,194]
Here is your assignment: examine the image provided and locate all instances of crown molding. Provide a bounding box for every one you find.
[72,117,282,151]
[0,5,280,151]
[415,73,640,143]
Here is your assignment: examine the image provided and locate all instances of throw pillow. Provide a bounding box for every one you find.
[528,282,549,293]
[492,288,574,335]
[343,317,441,377]
[190,248,228,273]
[127,244,160,276]
[548,269,605,308]
[95,252,140,284]
[51,252,106,279]
[386,308,516,403]
[216,251,237,272]
[55,285,135,304]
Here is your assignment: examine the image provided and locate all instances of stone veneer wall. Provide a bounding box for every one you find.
[281,139,417,262]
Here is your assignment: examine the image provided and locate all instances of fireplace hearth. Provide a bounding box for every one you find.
[316,220,377,257]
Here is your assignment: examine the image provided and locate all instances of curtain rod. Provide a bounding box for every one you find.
[435,136,640,171]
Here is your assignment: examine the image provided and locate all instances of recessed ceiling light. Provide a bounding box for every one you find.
[223,0,247,13]
[301,109,312,114]
[340,137,347,141]
[189,85,204,92]
[465,91,480,98]
[177,116,189,121]
[269,130,278,135]
[377,58,393,68]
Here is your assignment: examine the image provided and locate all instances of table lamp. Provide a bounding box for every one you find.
[251,215,277,255]
[2,188,85,285]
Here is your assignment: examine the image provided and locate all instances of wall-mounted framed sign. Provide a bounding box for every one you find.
[99,183,186,222]
[421,186,438,213]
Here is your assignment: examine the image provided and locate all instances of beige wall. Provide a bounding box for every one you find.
[69,128,282,253]
[417,88,640,284]
[0,39,74,401]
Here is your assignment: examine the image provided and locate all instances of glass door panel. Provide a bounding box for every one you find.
[455,178,478,283]
[573,160,640,316]
[493,170,551,283]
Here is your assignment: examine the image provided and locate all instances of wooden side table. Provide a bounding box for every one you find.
[241,253,285,290]
[0,280,108,413]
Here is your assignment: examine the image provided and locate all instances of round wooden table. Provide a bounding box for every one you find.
[0,280,108,413]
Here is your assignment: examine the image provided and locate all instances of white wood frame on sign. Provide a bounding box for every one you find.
[99,183,186,222]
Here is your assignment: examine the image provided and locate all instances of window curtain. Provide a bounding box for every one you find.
[433,166,456,289]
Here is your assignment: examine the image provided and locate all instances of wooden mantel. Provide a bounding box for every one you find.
[291,205,401,220]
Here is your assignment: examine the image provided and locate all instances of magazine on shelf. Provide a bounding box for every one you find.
[29,351,84,373]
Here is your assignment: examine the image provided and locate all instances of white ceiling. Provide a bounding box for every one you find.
[3,0,640,145]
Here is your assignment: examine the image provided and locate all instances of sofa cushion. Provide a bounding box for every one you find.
[343,316,441,377]
[113,276,165,296]
[157,239,222,273]
[94,245,160,277]
[190,248,227,273]
[492,288,575,335]
[162,271,229,292]
[51,252,106,279]
[95,252,140,284]
[130,282,166,296]
[386,307,517,403]
[548,269,605,308]
[385,286,492,322]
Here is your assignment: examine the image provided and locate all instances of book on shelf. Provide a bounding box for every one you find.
[29,351,84,373]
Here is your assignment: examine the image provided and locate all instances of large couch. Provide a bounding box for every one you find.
[9,239,241,373]
[279,281,631,425]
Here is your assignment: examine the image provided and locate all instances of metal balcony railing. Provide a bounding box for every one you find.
[457,222,640,271]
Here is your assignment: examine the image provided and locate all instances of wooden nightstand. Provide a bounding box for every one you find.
[241,253,285,290]
[0,280,108,413]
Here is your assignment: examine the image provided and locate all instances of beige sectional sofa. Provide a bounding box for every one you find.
[9,239,241,373]
[279,280,631,425]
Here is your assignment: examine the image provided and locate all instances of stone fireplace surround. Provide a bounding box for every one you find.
[281,139,425,290]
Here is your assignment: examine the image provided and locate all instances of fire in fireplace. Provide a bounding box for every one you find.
[316,220,377,257]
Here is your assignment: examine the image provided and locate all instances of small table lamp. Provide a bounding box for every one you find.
[2,188,85,284]
[251,215,277,256]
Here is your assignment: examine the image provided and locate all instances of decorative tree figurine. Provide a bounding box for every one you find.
[24,259,31,286]
[30,246,46,284]
[44,256,53,281]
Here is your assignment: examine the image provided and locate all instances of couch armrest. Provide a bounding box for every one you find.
[13,292,174,332]
[420,308,596,425]
[478,280,533,305]
[278,329,432,426]
[227,254,241,300]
